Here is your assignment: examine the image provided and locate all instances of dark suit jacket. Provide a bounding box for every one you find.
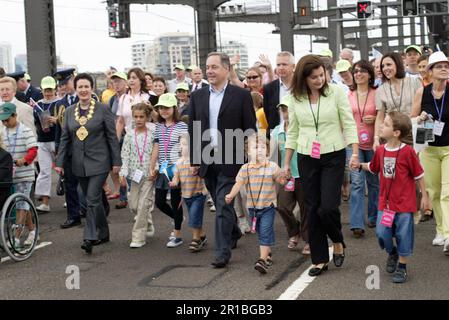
[16,85,43,104]
[0,148,13,208]
[189,82,209,93]
[188,84,257,178]
[263,79,281,131]
[56,102,121,177]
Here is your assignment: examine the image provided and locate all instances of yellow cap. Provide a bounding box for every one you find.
[336,59,352,73]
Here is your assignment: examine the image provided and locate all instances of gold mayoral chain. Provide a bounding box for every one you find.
[75,99,95,141]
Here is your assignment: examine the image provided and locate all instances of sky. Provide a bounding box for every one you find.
[0,0,336,73]
[0,0,423,74]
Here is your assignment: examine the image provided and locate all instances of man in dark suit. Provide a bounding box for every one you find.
[7,71,43,104]
[189,66,209,93]
[263,51,295,132]
[188,52,257,268]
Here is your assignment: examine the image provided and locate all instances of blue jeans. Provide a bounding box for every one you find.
[346,148,379,230]
[248,206,276,246]
[185,194,207,229]
[376,211,414,256]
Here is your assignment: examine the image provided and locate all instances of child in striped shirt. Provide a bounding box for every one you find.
[0,102,38,248]
[169,134,208,252]
[226,133,286,274]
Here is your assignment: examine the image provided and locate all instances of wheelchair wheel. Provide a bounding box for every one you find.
[1,193,39,262]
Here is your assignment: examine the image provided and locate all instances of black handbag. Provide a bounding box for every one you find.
[56,175,65,196]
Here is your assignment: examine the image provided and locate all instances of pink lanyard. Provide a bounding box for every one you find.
[134,128,148,165]
[162,123,175,161]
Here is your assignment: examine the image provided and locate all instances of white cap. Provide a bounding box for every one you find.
[427,51,449,71]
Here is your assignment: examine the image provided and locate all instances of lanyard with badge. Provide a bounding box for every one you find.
[159,124,175,179]
[380,147,401,228]
[308,95,321,159]
[388,79,404,113]
[357,90,371,143]
[6,123,21,176]
[431,85,446,136]
[132,128,148,183]
[246,162,267,233]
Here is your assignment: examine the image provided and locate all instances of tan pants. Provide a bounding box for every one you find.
[130,179,155,243]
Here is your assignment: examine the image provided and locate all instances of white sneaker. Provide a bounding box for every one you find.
[167,237,183,248]
[146,225,155,238]
[24,231,37,246]
[36,204,50,212]
[210,205,216,212]
[130,241,145,248]
[168,231,176,240]
[444,239,449,255]
[239,217,250,234]
[432,234,446,246]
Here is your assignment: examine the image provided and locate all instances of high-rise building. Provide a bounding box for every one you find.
[220,40,249,70]
[131,41,152,71]
[147,33,196,78]
[0,42,13,73]
[15,54,27,72]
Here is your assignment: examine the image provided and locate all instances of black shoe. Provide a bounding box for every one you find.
[79,211,86,218]
[81,240,93,254]
[231,231,243,249]
[333,251,345,267]
[211,258,228,268]
[386,252,399,273]
[60,219,81,229]
[92,237,110,246]
[308,264,328,276]
[352,228,364,238]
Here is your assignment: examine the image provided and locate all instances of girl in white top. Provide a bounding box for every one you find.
[116,68,150,139]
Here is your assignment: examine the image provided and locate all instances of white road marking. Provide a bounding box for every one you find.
[1,241,52,263]
[278,247,334,300]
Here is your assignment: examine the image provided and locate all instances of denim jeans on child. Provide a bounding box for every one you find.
[248,205,276,246]
[376,211,414,256]
[346,148,379,229]
[184,193,207,229]
[14,181,33,210]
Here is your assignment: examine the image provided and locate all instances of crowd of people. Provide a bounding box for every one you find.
[0,44,448,284]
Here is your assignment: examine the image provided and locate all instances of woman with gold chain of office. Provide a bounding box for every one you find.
[55,73,121,254]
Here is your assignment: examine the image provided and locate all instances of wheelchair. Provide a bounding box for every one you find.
[0,185,39,262]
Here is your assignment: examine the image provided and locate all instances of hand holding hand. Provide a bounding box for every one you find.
[349,154,360,170]
[54,167,64,175]
[225,194,233,204]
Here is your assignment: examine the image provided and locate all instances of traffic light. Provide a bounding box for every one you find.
[402,0,418,16]
[107,1,131,38]
[357,1,372,19]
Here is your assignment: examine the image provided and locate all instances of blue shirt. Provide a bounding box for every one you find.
[209,84,227,147]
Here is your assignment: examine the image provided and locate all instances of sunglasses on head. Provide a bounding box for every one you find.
[246,76,260,80]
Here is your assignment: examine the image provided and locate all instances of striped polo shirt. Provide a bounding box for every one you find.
[177,160,207,198]
[154,121,188,166]
[236,161,280,209]
[2,123,37,183]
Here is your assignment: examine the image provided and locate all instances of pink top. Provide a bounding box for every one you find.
[348,89,377,150]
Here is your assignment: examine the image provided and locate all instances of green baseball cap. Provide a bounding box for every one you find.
[0,103,17,121]
[41,76,57,90]
[174,64,185,71]
[111,71,127,81]
[175,83,189,92]
[405,45,422,55]
[336,59,352,73]
[186,65,197,71]
[24,73,31,81]
[320,49,333,58]
[155,93,178,108]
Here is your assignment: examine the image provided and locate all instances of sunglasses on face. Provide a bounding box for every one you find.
[353,68,368,74]
[246,76,260,80]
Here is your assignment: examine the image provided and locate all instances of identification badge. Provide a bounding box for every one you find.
[132,169,143,183]
[311,141,321,159]
[159,160,168,174]
[433,121,445,136]
[380,208,396,228]
[359,129,370,143]
[284,178,295,192]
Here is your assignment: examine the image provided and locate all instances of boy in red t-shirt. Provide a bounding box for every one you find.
[360,112,431,283]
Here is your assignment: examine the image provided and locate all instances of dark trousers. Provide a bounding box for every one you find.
[155,188,183,231]
[277,178,308,242]
[205,165,241,262]
[78,173,109,241]
[64,160,80,221]
[298,149,346,265]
